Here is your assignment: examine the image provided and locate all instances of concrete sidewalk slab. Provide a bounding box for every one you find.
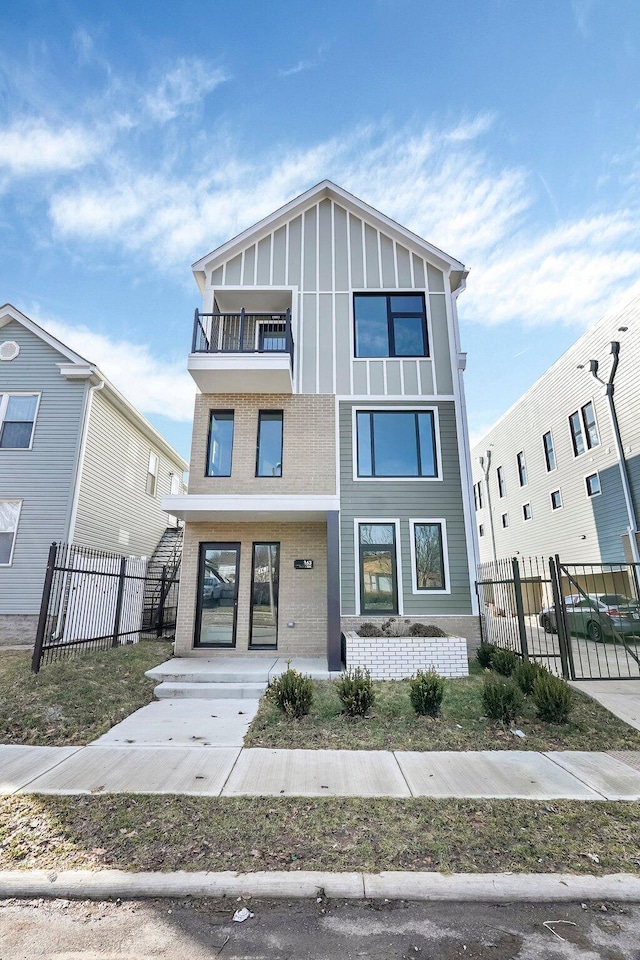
[222,748,411,797]
[545,751,640,799]
[395,750,604,799]
[92,699,259,747]
[0,745,80,795]
[572,680,640,731]
[609,750,640,772]
[20,745,240,796]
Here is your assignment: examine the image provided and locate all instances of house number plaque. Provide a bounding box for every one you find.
[294,559,313,570]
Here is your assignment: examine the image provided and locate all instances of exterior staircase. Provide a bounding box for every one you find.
[142,526,183,634]
[145,656,334,700]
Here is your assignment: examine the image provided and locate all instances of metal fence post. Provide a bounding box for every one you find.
[156,565,167,638]
[112,556,127,647]
[550,556,572,679]
[32,542,58,674]
[511,557,529,661]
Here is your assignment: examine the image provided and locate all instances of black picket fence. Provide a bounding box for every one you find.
[32,542,180,673]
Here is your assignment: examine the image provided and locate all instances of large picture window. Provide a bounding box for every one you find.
[0,500,21,565]
[354,293,428,358]
[256,411,283,477]
[356,410,438,478]
[358,522,399,615]
[207,411,234,477]
[410,520,448,592]
[0,394,39,449]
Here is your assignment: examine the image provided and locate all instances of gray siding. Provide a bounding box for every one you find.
[0,320,87,614]
[339,400,473,616]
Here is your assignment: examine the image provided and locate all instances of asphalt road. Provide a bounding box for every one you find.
[1,896,639,959]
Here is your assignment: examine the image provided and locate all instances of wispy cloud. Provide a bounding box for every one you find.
[144,58,228,122]
[278,58,317,78]
[0,120,105,176]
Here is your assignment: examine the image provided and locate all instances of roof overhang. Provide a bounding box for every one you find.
[162,494,340,522]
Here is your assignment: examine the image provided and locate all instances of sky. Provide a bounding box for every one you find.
[2,0,640,460]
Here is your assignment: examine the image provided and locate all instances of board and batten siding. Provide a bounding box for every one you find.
[205,197,454,399]
[0,319,87,614]
[339,399,473,616]
[72,388,184,558]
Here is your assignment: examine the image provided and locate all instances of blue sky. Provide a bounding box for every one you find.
[2,0,640,460]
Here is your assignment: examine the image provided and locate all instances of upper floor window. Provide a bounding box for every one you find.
[146,452,158,497]
[586,472,601,497]
[523,502,532,521]
[473,480,483,511]
[207,411,234,477]
[356,410,437,478]
[501,512,509,528]
[256,411,283,477]
[497,466,506,498]
[0,394,39,449]
[543,431,556,472]
[551,489,562,510]
[570,402,599,457]
[516,451,527,487]
[353,294,428,358]
[0,499,21,565]
[581,401,600,449]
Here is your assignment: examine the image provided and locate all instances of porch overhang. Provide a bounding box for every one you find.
[161,494,340,523]
[187,352,293,394]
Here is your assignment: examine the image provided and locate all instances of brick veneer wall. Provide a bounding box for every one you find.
[343,631,469,679]
[340,615,482,656]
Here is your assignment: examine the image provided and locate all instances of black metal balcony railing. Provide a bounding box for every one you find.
[191,308,294,369]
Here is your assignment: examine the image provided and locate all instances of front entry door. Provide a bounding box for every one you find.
[195,543,240,647]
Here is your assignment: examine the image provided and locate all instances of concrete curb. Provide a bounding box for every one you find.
[1,870,640,902]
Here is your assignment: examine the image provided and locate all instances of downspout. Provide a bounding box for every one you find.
[66,377,105,544]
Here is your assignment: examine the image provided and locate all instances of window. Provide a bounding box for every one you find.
[497,466,506,498]
[543,431,556,472]
[501,512,509,528]
[249,543,280,647]
[207,411,234,477]
[570,402,600,457]
[170,473,181,495]
[582,401,600,449]
[358,523,398,614]
[0,394,38,449]
[145,452,158,497]
[473,480,483,511]
[523,502,532,521]
[411,521,447,592]
[354,293,428,358]
[0,500,21,565]
[479,524,485,537]
[569,411,584,456]
[517,451,527,487]
[356,410,437,478]
[551,490,562,510]
[586,473,601,497]
[256,411,283,477]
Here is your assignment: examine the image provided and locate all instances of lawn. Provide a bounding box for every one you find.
[245,661,640,752]
[0,640,170,746]
[1,794,639,875]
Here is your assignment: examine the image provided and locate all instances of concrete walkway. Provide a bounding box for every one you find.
[571,679,640,731]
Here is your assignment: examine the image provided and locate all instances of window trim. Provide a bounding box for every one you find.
[0,392,41,451]
[473,480,484,511]
[353,518,403,616]
[501,512,509,528]
[0,498,23,566]
[550,488,563,511]
[516,451,528,487]
[585,471,601,498]
[569,400,600,458]
[351,405,442,482]
[255,409,284,478]
[409,518,450,595]
[497,465,506,498]
[542,430,556,472]
[522,502,532,522]
[206,409,235,478]
[353,291,430,359]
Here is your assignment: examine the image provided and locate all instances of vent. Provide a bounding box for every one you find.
[0,341,20,361]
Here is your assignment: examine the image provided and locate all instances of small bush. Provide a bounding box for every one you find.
[269,667,313,719]
[513,659,548,696]
[476,642,497,669]
[533,673,573,724]
[357,622,383,638]
[491,648,519,677]
[380,617,412,637]
[482,675,523,723]
[336,667,375,717]
[408,622,447,638]
[409,669,445,716]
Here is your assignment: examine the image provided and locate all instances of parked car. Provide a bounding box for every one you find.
[539,594,640,642]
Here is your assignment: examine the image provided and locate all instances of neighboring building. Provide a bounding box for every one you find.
[0,304,188,644]
[163,180,479,668]
[471,291,640,566]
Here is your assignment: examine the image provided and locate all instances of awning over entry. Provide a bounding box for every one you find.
[161,494,340,523]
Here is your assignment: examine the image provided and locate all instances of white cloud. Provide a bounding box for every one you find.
[0,121,105,175]
[145,58,228,122]
[278,59,316,78]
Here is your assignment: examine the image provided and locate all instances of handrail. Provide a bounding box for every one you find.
[191,307,293,370]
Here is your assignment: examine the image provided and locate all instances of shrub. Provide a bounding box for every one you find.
[408,622,447,638]
[409,669,445,717]
[533,673,573,724]
[336,667,375,717]
[482,675,523,723]
[513,659,548,696]
[380,617,412,637]
[269,667,313,718]
[357,622,383,638]
[476,642,497,669]
[491,647,519,677]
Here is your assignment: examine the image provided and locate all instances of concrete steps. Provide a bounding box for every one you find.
[154,681,266,700]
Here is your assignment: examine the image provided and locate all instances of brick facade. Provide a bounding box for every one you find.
[343,631,469,679]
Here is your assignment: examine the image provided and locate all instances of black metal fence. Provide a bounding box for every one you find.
[32,542,180,673]
[477,555,640,680]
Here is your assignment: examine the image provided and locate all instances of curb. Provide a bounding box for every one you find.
[1,870,640,902]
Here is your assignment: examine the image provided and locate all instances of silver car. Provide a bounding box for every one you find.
[539,593,640,642]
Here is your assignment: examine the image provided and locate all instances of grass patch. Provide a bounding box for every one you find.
[0,641,170,746]
[245,661,640,752]
[1,794,639,875]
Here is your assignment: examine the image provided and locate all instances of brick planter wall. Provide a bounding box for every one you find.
[343,631,469,679]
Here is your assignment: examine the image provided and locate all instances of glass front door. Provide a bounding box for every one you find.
[195,543,240,647]
[249,542,280,648]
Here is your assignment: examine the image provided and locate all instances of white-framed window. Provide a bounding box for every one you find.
[352,406,441,481]
[354,518,403,615]
[473,480,483,511]
[551,489,563,510]
[501,512,509,528]
[409,519,450,594]
[0,499,22,565]
[522,502,532,522]
[0,393,40,450]
[517,451,528,487]
[170,473,182,495]
[497,465,506,498]
[146,452,159,497]
[479,523,485,537]
[542,430,556,472]
[585,472,601,498]
[570,401,600,457]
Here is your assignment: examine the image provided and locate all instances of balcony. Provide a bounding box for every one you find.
[188,308,294,394]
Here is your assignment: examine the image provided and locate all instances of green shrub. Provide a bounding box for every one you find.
[491,647,519,677]
[408,623,447,637]
[336,667,375,717]
[357,622,383,638]
[481,675,523,723]
[269,667,313,718]
[409,669,445,716]
[513,659,548,696]
[476,642,497,669]
[533,673,573,724]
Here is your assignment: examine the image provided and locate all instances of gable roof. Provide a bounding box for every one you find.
[192,180,467,291]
